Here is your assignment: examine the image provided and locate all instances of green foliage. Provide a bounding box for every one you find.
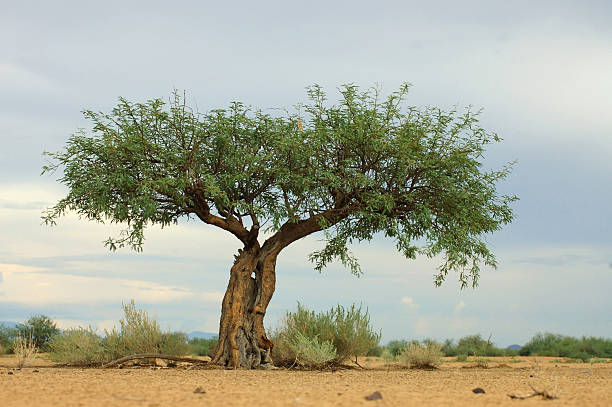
[48,327,107,366]
[188,337,218,357]
[16,315,59,351]
[43,84,516,288]
[386,340,410,357]
[48,301,189,366]
[519,333,612,359]
[399,341,443,369]
[455,354,468,362]
[441,334,508,356]
[273,303,380,367]
[287,331,337,368]
[366,345,383,357]
[0,324,17,354]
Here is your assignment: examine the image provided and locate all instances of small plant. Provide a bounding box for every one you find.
[288,332,337,368]
[399,341,443,369]
[13,335,37,368]
[455,354,468,362]
[473,356,490,368]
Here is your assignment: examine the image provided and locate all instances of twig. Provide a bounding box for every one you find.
[353,356,364,369]
[508,385,558,400]
[102,354,209,368]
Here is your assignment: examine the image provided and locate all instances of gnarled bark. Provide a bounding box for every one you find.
[210,247,278,369]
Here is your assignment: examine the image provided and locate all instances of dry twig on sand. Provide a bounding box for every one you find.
[102,354,209,368]
[508,385,559,400]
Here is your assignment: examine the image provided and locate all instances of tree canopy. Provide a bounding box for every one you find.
[43,84,516,288]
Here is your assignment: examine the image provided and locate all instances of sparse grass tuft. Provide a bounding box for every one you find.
[13,335,37,368]
[472,356,490,368]
[398,341,443,369]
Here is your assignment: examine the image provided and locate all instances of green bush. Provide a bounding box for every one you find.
[48,327,107,366]
[48,301,190,366]
[366,345,383,357]
[272,303,380,367]
[188,337,218,357]
[0,324,17,354]
[16,315,59,351]
[386,340,410,357]
[287,332,337,368]
[455,354,468,362]
[399,341,443,369]
[160,332,190,356]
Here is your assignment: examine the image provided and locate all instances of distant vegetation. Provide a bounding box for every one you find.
[1,304,611,368]
[518,332,612,362]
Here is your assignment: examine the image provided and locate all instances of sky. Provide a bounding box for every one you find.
[0,0,610,347]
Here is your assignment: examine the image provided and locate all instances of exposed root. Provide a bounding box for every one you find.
[508,385,559,400]
[102,354,209,369]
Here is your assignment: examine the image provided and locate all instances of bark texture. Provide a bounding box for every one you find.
[210,247,278,369]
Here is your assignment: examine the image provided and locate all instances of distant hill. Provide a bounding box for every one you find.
[188,331,218,340]
[0,321,17,328]
[507,344,522,351]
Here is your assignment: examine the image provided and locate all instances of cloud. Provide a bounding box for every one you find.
[0,63,59,93]
[400,296,418,309]
[0,265,223,306]
[0,263,47,274]
[454,300,466,314]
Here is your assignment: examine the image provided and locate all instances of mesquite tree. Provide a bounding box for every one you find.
[42,84,516,368]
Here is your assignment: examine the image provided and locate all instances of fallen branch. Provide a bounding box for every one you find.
[508,385,559,400]
[102,354,209,369]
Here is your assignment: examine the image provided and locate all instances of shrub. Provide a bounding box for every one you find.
[399,341,443,369]
[49,327,107,366]
[13,335,37,368]
[441,338,457,356]
[272,303,380,367]
[0,324,17,354]
[48,301,190,366]
[16,315,59,351]
[386,340,410,357]
[287,332,337,368]
[106,300,163,356]
[456,354,468,362]
[188,337,218,357]
[472,356,490,368]
[381,347,395,362]
[366,345,383,357]
[160,332,190,356]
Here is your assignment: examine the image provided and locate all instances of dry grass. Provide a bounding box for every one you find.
[399,342,443,369]
[13,335,37,368]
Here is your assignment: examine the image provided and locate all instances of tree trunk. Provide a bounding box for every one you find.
[210,247,278,369]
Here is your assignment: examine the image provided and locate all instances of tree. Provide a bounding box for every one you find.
[42,84,516,368]
[16,315,60,351]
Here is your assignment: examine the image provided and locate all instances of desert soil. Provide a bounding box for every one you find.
[1,355,610,406]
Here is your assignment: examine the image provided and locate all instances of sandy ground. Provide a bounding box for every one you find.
[1,355,610,406]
